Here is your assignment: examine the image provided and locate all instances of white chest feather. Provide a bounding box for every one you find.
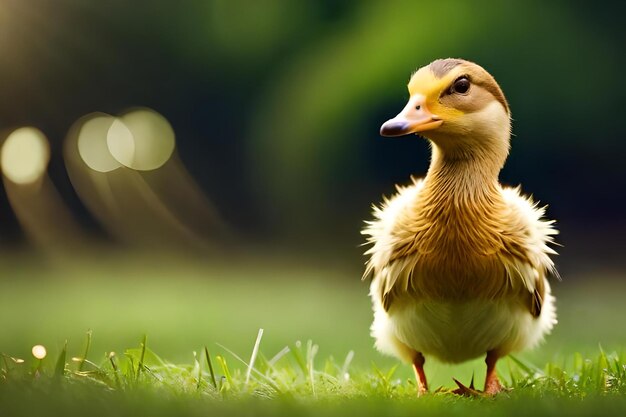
[370,279,556,364]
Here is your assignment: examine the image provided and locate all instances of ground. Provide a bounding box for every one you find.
[0,252,624,416]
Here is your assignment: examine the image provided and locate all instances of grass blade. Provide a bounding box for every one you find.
[204,347,217,389]
[216,355,232,390]
[216,343,282,393]
[193,351,202,390]
[306,340,318,398]
[54,341,67,379]
[509,354,543,375]
[78,330,92,372]
[290,341,307,375]
[245,328,264,386]
[108,352,122,388]
[268,346,290,367]
[136,335,147,381]
[341,350,354,380]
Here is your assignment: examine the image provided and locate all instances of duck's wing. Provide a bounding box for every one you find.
[362,178,425,310]
[500,187,559,317]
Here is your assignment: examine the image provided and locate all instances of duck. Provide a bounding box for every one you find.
[362,58,558,395]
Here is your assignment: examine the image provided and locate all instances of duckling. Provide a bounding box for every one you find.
[362,58,558,395]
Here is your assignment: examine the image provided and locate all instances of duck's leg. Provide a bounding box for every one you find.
[484,349,503,395]
[412,351,428,395]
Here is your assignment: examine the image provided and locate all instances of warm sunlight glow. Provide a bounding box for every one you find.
[1,127,50,184]
[107,108,175,171]
[77,115,122,172]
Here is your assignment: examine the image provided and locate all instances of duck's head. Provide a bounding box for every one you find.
[381,58,511,161]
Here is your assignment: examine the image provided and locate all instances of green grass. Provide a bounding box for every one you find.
[1,253,625,416]
[1,331,625,416]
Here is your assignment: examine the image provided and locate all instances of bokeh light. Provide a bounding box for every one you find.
[1,127,50,185]
[31,344,47,360]
[107,108,175,171]
[77,114,122,173]
[106,118,135,169]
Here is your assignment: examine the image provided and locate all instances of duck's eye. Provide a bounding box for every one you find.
[451,77,470,94]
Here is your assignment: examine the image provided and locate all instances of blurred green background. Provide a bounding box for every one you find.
[0,0,624,387]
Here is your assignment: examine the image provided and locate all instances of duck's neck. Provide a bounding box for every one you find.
[422,144,504,207]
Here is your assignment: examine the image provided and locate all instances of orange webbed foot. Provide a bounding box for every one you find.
[450,376,508,397]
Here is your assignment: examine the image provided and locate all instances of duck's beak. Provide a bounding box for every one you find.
[380,95,443,137]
